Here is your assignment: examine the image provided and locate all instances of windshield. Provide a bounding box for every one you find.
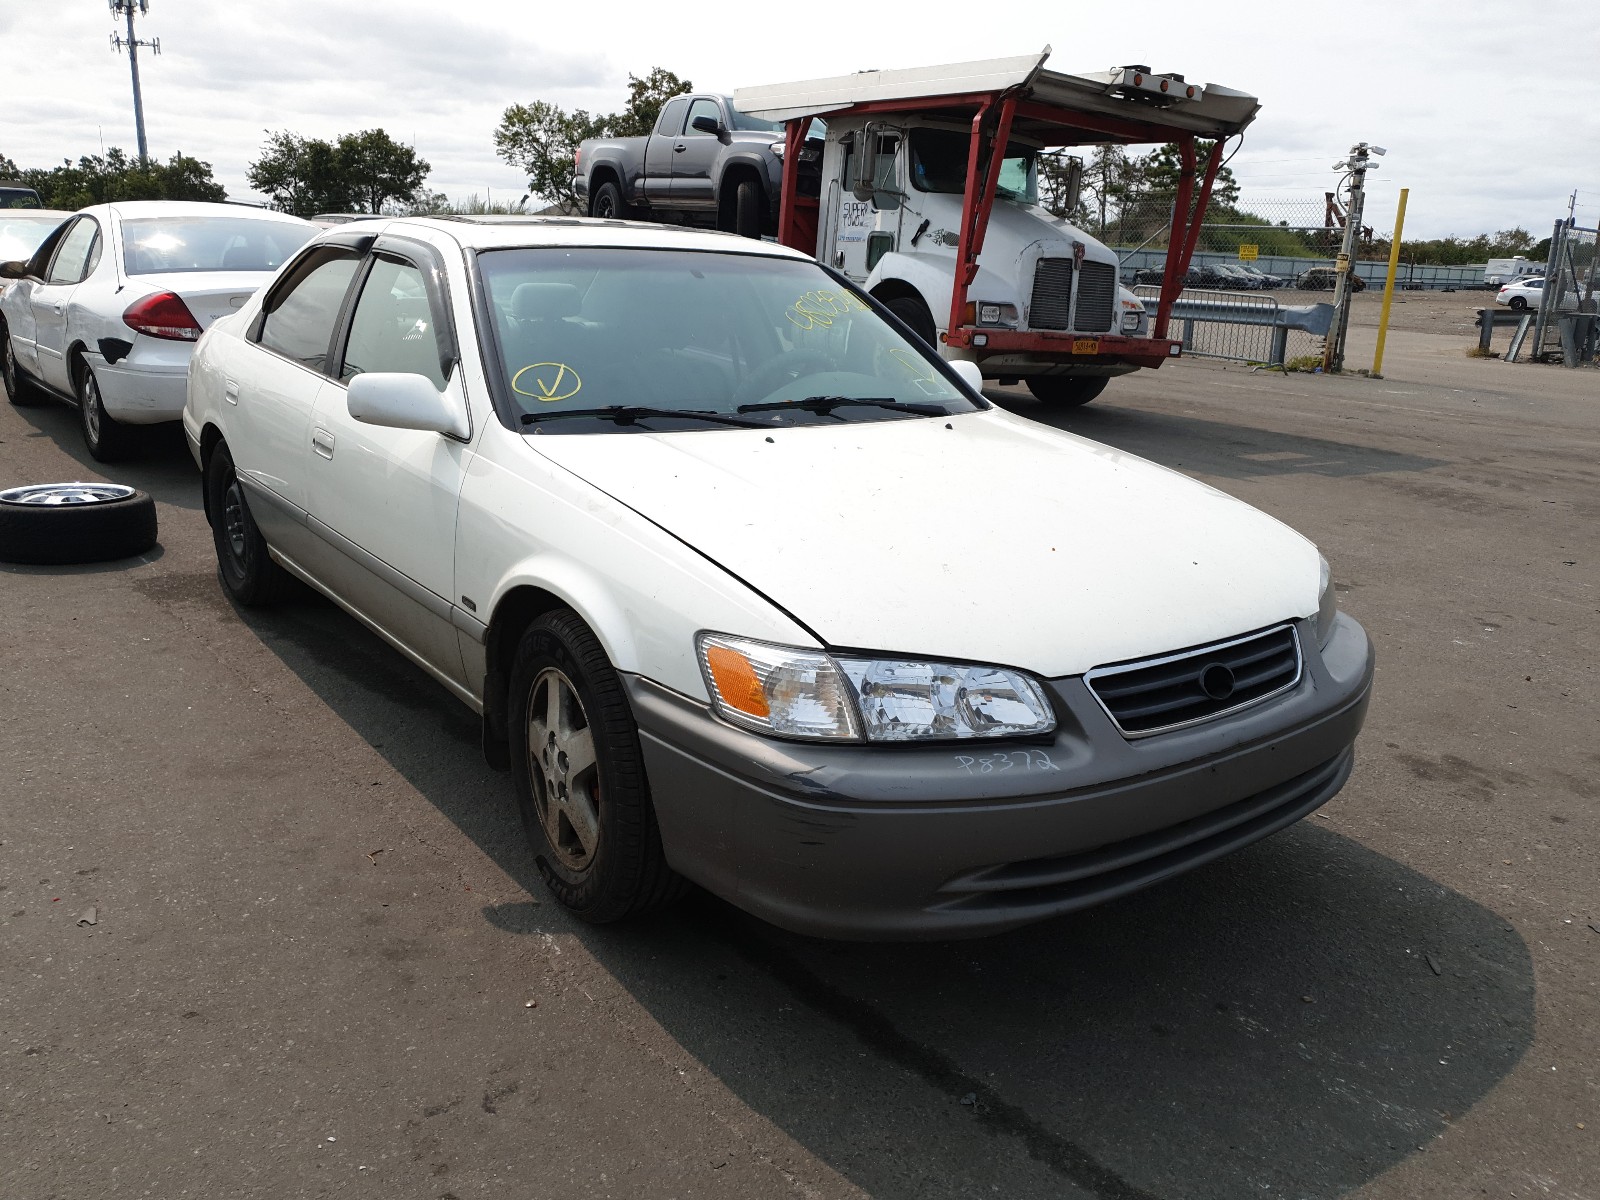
[120,216,314,275]
[478,247,981,432]
[908,129,1038,204]
[0,212,67,260]
[727,109,782,132]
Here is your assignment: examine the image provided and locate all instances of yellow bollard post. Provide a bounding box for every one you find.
[1373,188,1409,377]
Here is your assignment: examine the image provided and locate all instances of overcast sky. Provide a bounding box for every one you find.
[3,0,1596,240]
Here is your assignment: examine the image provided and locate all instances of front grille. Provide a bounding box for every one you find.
[1028,259,1074,330]
[1086,625,1302,738]
[1073,261,1116,332]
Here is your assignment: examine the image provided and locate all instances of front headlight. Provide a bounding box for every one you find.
[697,634,1056,743]
[1315,554,1338,646]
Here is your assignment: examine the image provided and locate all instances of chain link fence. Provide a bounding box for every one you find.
[1101,195,1482,293]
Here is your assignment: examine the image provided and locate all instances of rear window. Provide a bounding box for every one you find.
[121,217,313,275]
[0,213,66,261]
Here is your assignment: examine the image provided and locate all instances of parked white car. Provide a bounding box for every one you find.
[0,201,314,459]
[1495,278,1545,310]
[184,216,1373,939]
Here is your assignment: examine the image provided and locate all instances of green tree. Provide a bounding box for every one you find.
[248,129,428,217]
[494,101,609,212]
[609,68,693,139]
[247,132,351,216]
[0,152,21,178]
[16,148,224,208]
[335,129,430,215]
[1135,141,1241,209]
[495,66,694,210]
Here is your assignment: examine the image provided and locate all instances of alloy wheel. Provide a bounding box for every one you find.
[525,667,601,872]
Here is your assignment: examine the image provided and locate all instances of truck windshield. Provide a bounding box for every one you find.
[478,247,981,433]
[908,129,1038,205]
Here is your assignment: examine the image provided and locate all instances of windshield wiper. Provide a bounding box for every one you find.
[521,405,769,429]
[736,395,950,416]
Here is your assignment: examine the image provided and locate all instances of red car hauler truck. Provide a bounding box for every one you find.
[732,49,1260,406]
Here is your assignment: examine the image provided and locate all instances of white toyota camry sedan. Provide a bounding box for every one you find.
[1,201,314,460]
[184,216,1373,940]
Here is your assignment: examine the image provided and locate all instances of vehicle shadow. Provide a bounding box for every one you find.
[236,592,1534,1200]
[2,399,201,511]
[988,390,1447,482]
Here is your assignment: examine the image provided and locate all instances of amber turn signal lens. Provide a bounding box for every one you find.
[705,645,769,718]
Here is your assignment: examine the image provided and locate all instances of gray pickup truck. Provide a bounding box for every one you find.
[574,94,818,238]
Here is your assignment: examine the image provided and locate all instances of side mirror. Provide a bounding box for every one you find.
[690,115,723,137]
[0,260,29,280]
[346,372,468,439]
[950,359,985,394]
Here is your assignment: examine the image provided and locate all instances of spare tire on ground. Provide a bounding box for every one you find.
[0,482,158,565]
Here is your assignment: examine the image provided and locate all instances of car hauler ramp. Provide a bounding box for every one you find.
[734,49,1260,369]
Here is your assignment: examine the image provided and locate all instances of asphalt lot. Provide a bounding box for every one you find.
[2,319,1595,1199]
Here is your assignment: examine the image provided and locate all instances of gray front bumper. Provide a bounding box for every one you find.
[627,614,1374,940]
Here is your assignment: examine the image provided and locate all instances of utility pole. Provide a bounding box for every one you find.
[1323,141,1384,372]
[109,0,160,164]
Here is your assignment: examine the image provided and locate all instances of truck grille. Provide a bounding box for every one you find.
[1027,259,1117,333]
[1074,261,1116,333]
[1028,259,1074,330]
[1085,625,1302,738]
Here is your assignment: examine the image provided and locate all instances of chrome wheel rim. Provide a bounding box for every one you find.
[0,481,135,506]
[526,667,600,871]
[222,479,248,563]
[2,339,15,392]
[82,373,102,443]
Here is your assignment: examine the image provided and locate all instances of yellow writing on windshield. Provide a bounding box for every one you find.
[512,362,582,403]
[786,289,871,331]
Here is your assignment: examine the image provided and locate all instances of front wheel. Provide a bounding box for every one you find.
[884,295,937,348]
[1025,376,1109,407]
[508,610,684,923]
[733,179,763,239]
[2,327,44,407]
[1508,296,1528,310]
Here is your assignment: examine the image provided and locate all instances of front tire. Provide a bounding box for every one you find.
[205,442,298,605]
[508,610,683,924]
[733,178,763,239]
[1025,376,1109,407]
[76,359,139,462]
[2,325,44,407]
[884,295,937,348]
[1508,296,1528,310]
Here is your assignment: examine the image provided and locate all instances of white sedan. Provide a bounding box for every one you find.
[1,201,314,460]
[184,216,1373,939]
[1495,277,1545,310]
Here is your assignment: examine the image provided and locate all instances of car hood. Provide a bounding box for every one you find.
[526,409,1321,678]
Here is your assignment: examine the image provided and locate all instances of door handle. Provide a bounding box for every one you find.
[311,428,335,459]
[50,303,64,314]
[674,143,687,153]
[224,380,240,405]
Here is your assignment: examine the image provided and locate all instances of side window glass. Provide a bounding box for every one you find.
[656,97,689,137]
[685,98,721,135]
[340,257,448,390]
[257,250,360,373]
[47,219,97,285]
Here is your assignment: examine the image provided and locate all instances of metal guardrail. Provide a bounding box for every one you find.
[1134,286,1334,366]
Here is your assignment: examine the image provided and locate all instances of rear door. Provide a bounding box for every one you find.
[643,98,689,204]
[33,216,101,391]
[305,239,473,684]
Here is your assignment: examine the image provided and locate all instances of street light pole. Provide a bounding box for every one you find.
[110,1,160,165]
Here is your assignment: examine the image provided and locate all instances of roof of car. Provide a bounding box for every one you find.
[367,215,814,260]
[77,200,316,225]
